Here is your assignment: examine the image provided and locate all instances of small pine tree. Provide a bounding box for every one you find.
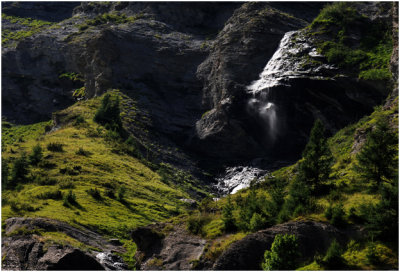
[237,182,262,230]
[94,93,123,132]
[222,195,236,231]
[298,119,333,194]
[10,153,29,185]
[249,212,266,232]
[281,177,312,219]
[363,176,398,242]
[29,144,43,165]
[322,239,345,269]
[262,234,300,270]
[117,185,126,202]
[355,117,397,188]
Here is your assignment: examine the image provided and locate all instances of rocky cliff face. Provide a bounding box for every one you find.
[1,2,394,168]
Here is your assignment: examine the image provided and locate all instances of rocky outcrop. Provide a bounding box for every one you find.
[212,220,361,270]
[132,223,206,270]
[1,1,395,170]
[2,217,128,270]
[192,2,322,161]
[192,2,393,162]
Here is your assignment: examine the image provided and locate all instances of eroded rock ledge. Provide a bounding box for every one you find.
[2,217,127,270]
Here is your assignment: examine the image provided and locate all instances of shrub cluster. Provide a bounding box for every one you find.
[262,234,300,270]
[47,142,64,152]
[63,190,77,207]
[86,188,102,200]
[94,93,123,134]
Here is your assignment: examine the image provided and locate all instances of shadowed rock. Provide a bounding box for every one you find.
[212,220,362,270]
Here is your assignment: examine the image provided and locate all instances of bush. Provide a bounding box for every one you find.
[10,153,29,186]
[117,185,126,202]
[47,142,64,152]
[86,188,102,200]
[94,93,123,133]
[236,184,268,231]
[222,195,236,232]
[321,239,345,269]
[38,160,57,169]
[37,189,63,200]
[366,242,380,265]
[325,203,346,226]
[9,201,37,213]
[187,214,210,235]
[280,178,313,220]
[58,181,75,189]
[29,144,43,165]
[73,87,86,100]
[63,190,77,207]
[35,176,57,186]
[73,115,85,126]
[105,188,115,199]
[75,147,90,156]
[249,213,266,232]
[262,234,300,270]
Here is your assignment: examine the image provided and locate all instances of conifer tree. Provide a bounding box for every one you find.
[262,234,300,270]
[222,194,236,231]
[94,93,122,132]
[355,117,397,187]
[10,153,29,185]
[298,119,333,194]
[29,144,43,165]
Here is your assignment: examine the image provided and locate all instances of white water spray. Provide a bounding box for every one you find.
[246,31,298,141]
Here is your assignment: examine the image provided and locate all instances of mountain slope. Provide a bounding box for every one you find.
[1,2,398,271]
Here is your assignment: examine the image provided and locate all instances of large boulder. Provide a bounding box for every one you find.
[212,220,362,270]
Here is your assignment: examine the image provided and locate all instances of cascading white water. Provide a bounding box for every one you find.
[216,30,336,195]
[246,30,298,142]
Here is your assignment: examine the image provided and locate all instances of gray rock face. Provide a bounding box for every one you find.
[132,224,206,270]
[212,220,362,270]
[2,217,128,270]
[193,2,393,162]
[2,237,105,270]
[2,2,80,22]
[1,2,395,167]
[192,2,318,161]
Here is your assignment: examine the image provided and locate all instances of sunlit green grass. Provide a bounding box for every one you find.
[2,94,194,239]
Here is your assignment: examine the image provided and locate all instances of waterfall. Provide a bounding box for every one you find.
[246,31,298,142]
[215,30,334,195]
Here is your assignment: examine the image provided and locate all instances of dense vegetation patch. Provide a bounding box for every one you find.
[308,2,393,80]
[78,12,143,31]
[2,14,54,46]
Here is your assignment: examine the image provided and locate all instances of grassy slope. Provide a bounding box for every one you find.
[1,92,204,240]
